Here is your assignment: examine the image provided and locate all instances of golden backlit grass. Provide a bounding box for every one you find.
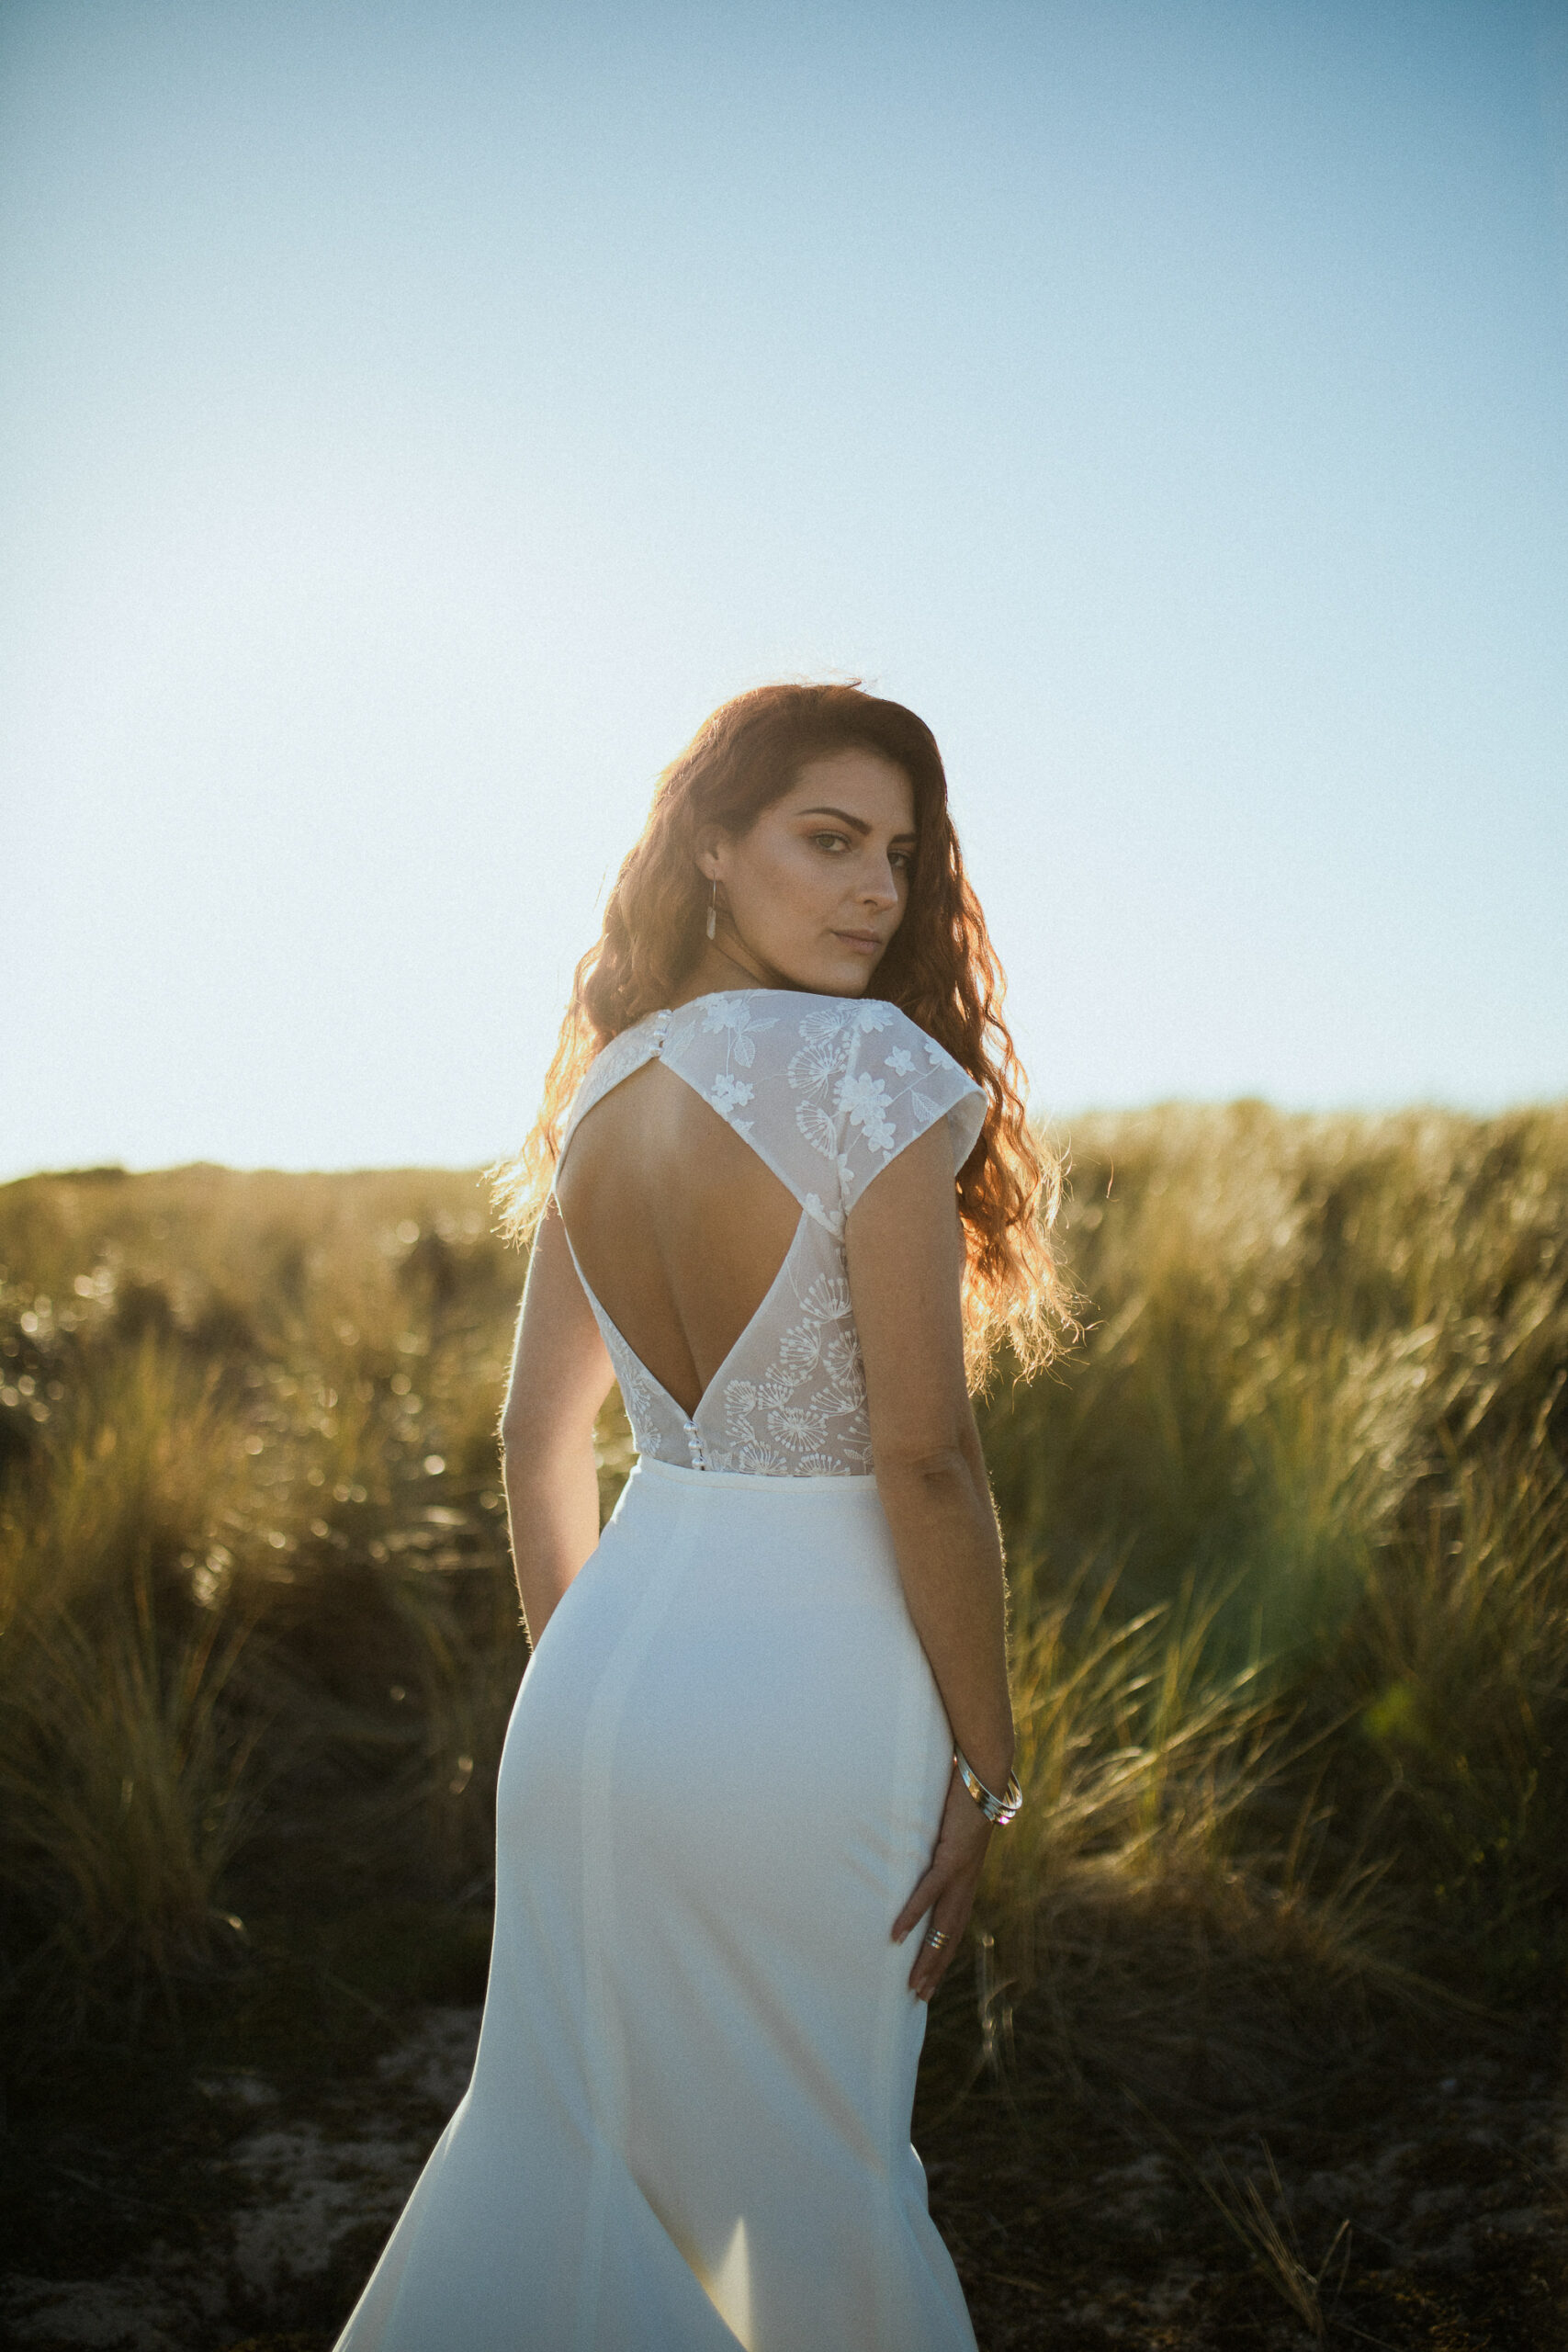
[1,1107,1563,2098]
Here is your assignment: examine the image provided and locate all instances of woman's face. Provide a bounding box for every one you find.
[702,749,918,998]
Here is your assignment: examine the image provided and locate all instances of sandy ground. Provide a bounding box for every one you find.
[2,2004,1563,2350]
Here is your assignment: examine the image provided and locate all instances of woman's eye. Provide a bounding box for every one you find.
[891,851,912,874]
[811,832,849,854]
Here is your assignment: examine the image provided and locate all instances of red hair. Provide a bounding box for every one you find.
[492,682,1070,1382]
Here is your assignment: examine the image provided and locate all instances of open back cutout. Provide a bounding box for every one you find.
[554,1058,804,1419]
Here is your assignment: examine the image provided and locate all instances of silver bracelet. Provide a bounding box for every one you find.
[953,1744,1022,1826]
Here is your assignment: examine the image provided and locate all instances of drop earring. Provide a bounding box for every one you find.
[705,877,718,941]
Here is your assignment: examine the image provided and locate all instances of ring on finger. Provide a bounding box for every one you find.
[924,1928,949,1951]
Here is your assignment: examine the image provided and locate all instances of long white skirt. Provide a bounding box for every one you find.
[332,1455,977,2352]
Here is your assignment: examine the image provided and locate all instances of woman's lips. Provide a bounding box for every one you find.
[833,930,883,955]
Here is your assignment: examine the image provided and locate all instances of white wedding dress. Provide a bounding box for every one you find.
[333,989,986,2352]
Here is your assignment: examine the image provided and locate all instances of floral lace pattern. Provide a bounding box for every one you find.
[554,989,986,1477]
[714,1267,871,1475]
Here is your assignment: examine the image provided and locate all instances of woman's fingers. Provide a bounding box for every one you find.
[908,1881,976,2001]
[891,1864,945,1946]
[894,1849,986,1998]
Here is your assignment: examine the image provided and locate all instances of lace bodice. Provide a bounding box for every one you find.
[552,990,987,1478]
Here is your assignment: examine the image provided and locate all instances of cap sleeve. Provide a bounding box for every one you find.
[834,1003,987,1218]
[557,1013,665,1161]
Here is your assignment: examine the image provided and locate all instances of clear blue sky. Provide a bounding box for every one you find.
[4,0,1565,1178]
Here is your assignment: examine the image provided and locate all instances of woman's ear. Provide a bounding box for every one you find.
[693,822,728,883]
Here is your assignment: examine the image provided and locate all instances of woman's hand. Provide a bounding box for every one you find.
[891,1765,994,2002]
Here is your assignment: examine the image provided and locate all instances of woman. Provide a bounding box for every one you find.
[333,682,1064,2352]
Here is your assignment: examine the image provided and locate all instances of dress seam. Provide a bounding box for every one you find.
[573,1480,702,2348]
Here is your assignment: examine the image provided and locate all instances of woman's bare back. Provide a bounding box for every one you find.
[554,1058,802,1419]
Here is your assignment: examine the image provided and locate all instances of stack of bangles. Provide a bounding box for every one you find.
[952,1744,1023,1826]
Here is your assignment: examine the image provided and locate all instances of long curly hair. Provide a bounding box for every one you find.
[491,682,1071,1382]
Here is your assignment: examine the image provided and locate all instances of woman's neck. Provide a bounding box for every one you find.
[668,936,795,1009]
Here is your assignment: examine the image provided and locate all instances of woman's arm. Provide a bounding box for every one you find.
[844,1116,1014,1997]
[499,1199,616,1645]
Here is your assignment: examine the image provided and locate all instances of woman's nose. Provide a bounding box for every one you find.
[863,859,900,908]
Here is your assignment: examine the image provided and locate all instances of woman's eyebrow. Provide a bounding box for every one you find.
[795,805,919,842]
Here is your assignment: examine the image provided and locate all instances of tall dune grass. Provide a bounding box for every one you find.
[0,1332,265,2040]
[1,1110,1563,2091]
[967,1102,1568,2098]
